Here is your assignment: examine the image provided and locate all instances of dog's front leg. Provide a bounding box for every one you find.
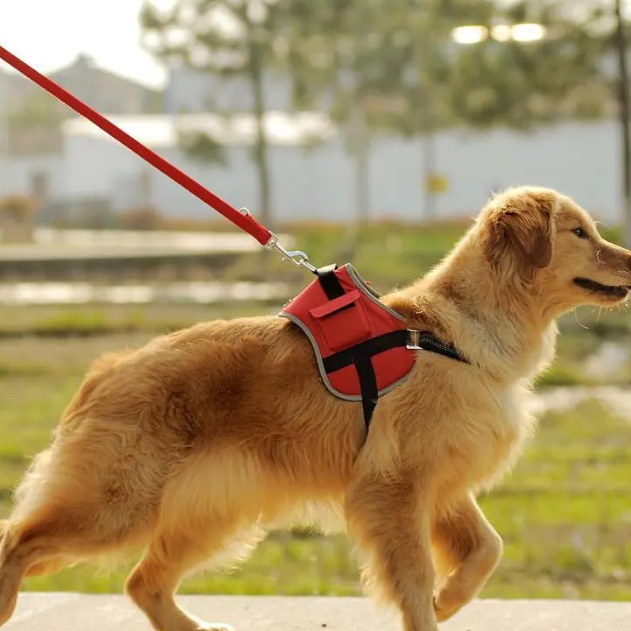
[431,493,503,622]
[345,472,438,631]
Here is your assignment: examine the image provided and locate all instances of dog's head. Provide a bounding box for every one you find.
[478,186,631,312]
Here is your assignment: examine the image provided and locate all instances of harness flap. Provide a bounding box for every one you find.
[310,289,371,352]
[309,289,361,318]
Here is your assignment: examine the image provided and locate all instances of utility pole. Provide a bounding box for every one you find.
[0,70,9,201]
[421,112,437,220]
[615,0,631,246]
[349,101,371,227]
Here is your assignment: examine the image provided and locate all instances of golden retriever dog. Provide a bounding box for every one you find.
[0,186,630,631]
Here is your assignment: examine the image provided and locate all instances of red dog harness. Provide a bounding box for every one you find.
[280,264,468,427]
[0,47,469,431]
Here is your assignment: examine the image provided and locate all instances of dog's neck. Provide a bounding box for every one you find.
[384,233,559,384]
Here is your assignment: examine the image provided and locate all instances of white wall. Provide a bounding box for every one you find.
[64,136,139,199]
[2,117,626,226]
[141,118,625,224]
[1,154,65,199]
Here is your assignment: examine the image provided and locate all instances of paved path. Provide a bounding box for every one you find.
[5,595,631,630]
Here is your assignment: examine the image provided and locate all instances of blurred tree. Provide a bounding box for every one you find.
[288,0,614,221]
[283,0,427,231]
[381,0,498,219]
[284,0,497,222]
[140,0,617,232]
[448,1,612,131]
[140,0,295,229]
[178,128,228,167]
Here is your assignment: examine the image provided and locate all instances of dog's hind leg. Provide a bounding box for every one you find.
[431,494,503,623]
[0,420,163,628]
[125,522,264,631]
[0,497,156,628]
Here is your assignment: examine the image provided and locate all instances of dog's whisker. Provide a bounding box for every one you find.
[574,308,590,329]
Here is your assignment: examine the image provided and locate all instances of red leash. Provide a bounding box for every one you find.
[0,45,315,270]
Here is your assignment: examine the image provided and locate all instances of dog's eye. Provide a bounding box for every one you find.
[572,227,587,239]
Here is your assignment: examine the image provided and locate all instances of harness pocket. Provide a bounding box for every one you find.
[310,289,372,352]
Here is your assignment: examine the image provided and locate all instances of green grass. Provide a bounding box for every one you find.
[0,303,281,337]
[479,398,631,600]
[0,331,630,599]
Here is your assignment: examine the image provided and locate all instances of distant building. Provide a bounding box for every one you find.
[161,56,349,115]
[1,54,163,118]
[0,69,34,112]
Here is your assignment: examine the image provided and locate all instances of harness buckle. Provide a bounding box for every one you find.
[406,329,423,350]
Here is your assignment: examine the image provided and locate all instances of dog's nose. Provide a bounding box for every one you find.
[598,242,631,274]
[620,248,631,273]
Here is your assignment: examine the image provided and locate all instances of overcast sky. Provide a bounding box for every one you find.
[0,0,176,87]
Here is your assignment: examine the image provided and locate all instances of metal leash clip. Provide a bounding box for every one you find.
[239,207,317,273]
[267,236,317,273]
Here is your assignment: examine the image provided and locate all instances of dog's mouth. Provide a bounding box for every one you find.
[573,277,631,300]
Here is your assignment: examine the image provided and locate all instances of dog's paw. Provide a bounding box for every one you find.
[197,624,235,631]
[433,593,460,623]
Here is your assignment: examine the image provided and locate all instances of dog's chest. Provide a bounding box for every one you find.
[420,375,536,497]
[469,384,535,489]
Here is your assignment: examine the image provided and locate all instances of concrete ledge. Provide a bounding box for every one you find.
[5,594,631,630]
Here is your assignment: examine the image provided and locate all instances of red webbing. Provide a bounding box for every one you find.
[0,45,273,245]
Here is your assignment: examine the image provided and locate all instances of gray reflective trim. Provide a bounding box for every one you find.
[345,264,407,324]
[279,311,361,402]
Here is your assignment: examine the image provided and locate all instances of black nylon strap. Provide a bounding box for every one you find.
[353,354,379,429]
[316,265,345,300]
[321,328,468,430]
[322,329,408,374]
[315,264,380,428]
[407,331,468,364]
[322,330,408,430]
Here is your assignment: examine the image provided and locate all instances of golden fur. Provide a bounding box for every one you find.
[1,186,630,631]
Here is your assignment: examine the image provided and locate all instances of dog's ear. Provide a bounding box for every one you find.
[482,189,556,280]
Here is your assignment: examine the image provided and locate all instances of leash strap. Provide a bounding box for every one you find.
[0,45,275,245]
